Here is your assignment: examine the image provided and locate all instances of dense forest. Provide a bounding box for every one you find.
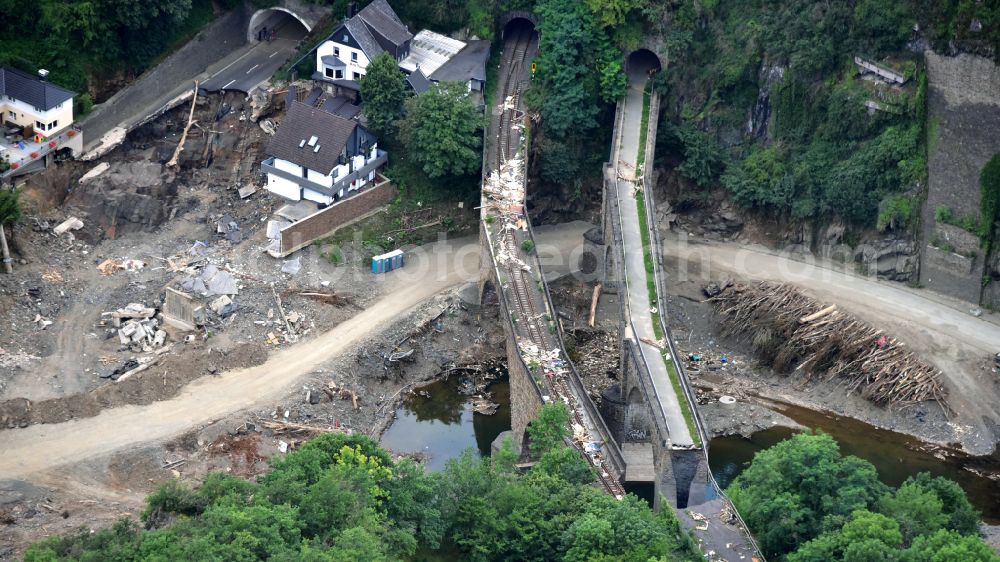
[24,405,702,562]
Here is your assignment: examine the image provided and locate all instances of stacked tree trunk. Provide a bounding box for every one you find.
[711,282,947,410]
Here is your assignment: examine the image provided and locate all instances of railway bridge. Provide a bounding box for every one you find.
[478,15,761,559]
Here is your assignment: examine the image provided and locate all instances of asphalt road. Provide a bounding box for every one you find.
[201,38,300,93]
[78,9,250,153]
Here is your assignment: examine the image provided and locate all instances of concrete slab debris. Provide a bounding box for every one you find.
[266,220,291,240]
[281,258,301,275]
[163,288,199,331]
[78,162,111,183]
[53,217,84,235]
[238,185,258,199]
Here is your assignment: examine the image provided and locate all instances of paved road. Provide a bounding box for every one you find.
[78,8,259,153]
[201,38,299,93]
[0,223,595,478]
[614,65,696,448]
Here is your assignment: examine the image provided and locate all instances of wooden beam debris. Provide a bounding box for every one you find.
[710,282,947,410]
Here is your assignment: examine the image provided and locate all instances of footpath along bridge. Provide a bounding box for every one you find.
[478,16,761,559]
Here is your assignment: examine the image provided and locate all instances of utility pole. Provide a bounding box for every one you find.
[1,223,11,274]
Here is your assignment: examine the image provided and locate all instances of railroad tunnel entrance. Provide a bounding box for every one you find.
[248,8,310,43]
[502,16,537,41]
[626,49,661,78]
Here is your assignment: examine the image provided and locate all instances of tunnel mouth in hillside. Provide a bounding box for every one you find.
[247,8,310,43]
[627,49,662,77]
[502,17,536,40]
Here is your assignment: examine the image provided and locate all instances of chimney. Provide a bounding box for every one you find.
[347,1,357,18]
[286,84,296,108]
[37,69,49,81]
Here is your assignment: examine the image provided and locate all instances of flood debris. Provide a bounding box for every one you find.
[52,217,84,236]
[710,281,948,409]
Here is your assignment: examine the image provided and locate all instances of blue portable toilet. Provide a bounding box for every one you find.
[372,249,405,274]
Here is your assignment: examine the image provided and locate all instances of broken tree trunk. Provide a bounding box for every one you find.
[589,283,602,327]
[800,304,837,324]
[0,224,11,274]
[271,284,295,340]
[167,81,199,168]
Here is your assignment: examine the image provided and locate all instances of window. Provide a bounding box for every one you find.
[50,120,57,130]
[333,47,340,56]
[7,111,14,119]
[351,52,358,62]
[325,67,334,78]
[353,72,361,80]
[302,166,308,178]
[335,69,344,79]
[342,34,348,42]
[36,121,44,130]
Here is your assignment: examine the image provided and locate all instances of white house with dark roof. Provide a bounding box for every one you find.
[1,67,75,139]
[1,66,83,177]
[261,99,386,205]
[314,0,412,91]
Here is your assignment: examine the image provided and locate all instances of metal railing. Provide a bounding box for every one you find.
[260,150,387,197]
[1,125,82,177]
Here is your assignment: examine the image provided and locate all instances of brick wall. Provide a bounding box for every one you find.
[277,178,396,255]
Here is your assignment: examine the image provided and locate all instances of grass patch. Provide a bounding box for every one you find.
[484,43,502,110]
[935,206,984,238]
[313,136,480,262]
[635,191,701,447]
[636,86,652,170]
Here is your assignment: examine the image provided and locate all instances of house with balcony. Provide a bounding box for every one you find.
[313,0,412,97]
[1,66,83,177]
[261,99,386,205]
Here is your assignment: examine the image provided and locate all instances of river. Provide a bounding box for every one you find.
[380,374,511,471]
[708,402,1000,523]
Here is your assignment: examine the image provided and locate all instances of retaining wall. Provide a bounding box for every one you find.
[275,178,395,256]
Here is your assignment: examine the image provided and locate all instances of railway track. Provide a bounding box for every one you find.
[485,25,626,498]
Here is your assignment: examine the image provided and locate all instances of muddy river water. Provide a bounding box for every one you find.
[709,402,1000,522]
[380,376,511,471]
[382,378,1000,522]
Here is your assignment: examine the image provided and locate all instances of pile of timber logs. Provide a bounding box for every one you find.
[710,282,947,409]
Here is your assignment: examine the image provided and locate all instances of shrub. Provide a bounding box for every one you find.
[521,239,535,254]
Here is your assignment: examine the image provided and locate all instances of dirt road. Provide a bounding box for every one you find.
[0,237,480,479]
[0,222,597,478]
[666,236,1000,453]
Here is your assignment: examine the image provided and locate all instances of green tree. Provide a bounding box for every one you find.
[399,81,482,178]
[727,431,888,558]
[879,480,949,545]
[526,402,570,456]
[789,510,903,562]
[904,529,1000,562]
[360,53,408,137]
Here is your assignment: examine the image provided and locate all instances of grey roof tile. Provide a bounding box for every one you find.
[266,101,359,175]
[429,40,490,83]
[345,17,383,59]
[358,0,412,48]
[0,66,75,112]
[406,69,431,94]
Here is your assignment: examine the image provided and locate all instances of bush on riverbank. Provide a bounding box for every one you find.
[729,431,997,561]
